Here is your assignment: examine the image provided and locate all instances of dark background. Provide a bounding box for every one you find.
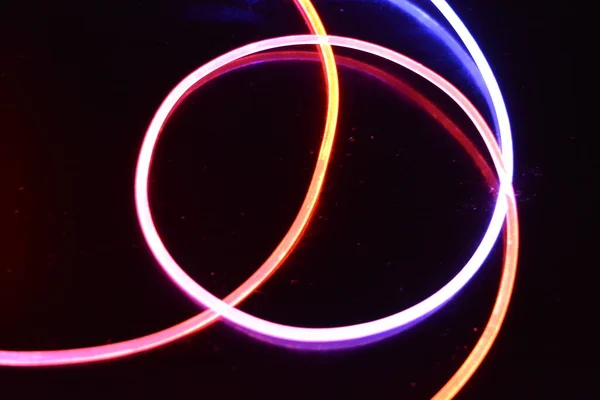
[0,0,584,399]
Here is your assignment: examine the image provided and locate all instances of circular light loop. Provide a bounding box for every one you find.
[136,33,512,345]
[135,32,520,399]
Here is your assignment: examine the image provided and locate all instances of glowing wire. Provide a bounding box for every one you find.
[383,0,498,136]
[386,2,518,396]
[135,33,516,349]
[428,0,514,179]
[0,0,339,367]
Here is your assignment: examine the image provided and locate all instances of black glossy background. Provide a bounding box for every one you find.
[0,1,582,399]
